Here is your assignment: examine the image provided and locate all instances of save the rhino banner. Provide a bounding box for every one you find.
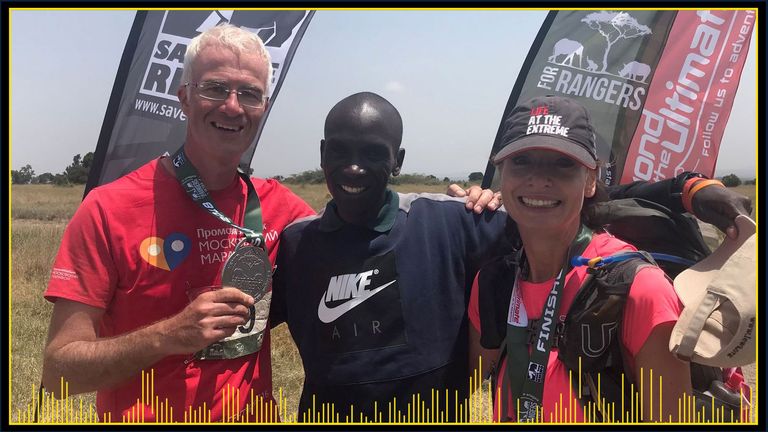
[85,10,314,196]
[483,10,755,187]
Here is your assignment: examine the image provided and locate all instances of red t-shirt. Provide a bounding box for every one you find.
[469,233,683,422]
[44,159,315,422]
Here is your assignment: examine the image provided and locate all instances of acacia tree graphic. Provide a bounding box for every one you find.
[581,11,652,73]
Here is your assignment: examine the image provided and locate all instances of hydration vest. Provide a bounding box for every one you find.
[477,198,748,422]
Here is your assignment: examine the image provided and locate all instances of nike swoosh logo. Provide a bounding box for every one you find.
[317,280,396,323]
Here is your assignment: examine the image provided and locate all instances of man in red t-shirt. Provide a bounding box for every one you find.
[41,24,314,422]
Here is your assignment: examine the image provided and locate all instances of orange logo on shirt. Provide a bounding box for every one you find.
[140,233,190,270]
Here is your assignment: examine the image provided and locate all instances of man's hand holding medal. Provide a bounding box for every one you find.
[163,287,256,355]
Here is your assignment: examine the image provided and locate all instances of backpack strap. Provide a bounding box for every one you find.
[557,254,655,371]
[558,252,658,421]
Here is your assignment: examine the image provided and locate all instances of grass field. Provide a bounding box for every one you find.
[9,182,757,423]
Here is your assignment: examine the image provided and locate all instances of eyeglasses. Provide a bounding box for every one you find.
[185,82,267,109]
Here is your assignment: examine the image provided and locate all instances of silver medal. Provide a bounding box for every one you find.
[221,238,271,299]
[196,238,272,360]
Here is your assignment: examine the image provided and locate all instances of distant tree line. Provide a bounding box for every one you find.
[14,159,754,189]
[278,169,325,184]
[270,171,753,187]
[276,168,463,185]
[11,152,94,186]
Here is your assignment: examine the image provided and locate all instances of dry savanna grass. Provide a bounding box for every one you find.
[11,184,84,221]
[9,183,757,423]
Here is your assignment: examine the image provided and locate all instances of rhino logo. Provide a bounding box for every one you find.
[618,61,652,82]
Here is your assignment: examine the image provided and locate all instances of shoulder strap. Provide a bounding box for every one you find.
[558,255,654,370]
[559,253,657,421]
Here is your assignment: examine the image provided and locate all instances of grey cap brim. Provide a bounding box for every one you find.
[493,135,597,169]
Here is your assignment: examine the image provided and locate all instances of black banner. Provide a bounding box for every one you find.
[85,10,314,197]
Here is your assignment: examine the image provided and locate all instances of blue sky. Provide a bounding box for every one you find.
[10,10,758,180]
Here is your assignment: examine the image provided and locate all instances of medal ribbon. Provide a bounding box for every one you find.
[171,146,271,360]
[503,225,592,421]
[170,147,265,249]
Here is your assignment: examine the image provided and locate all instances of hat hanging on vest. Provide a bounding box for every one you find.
[669,215,756,367]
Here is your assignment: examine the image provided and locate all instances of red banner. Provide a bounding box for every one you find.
[621,10,755,182]
[484,10,755,188]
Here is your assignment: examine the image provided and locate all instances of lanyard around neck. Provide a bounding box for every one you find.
[170,147,265,249]
[504,224,592,421]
